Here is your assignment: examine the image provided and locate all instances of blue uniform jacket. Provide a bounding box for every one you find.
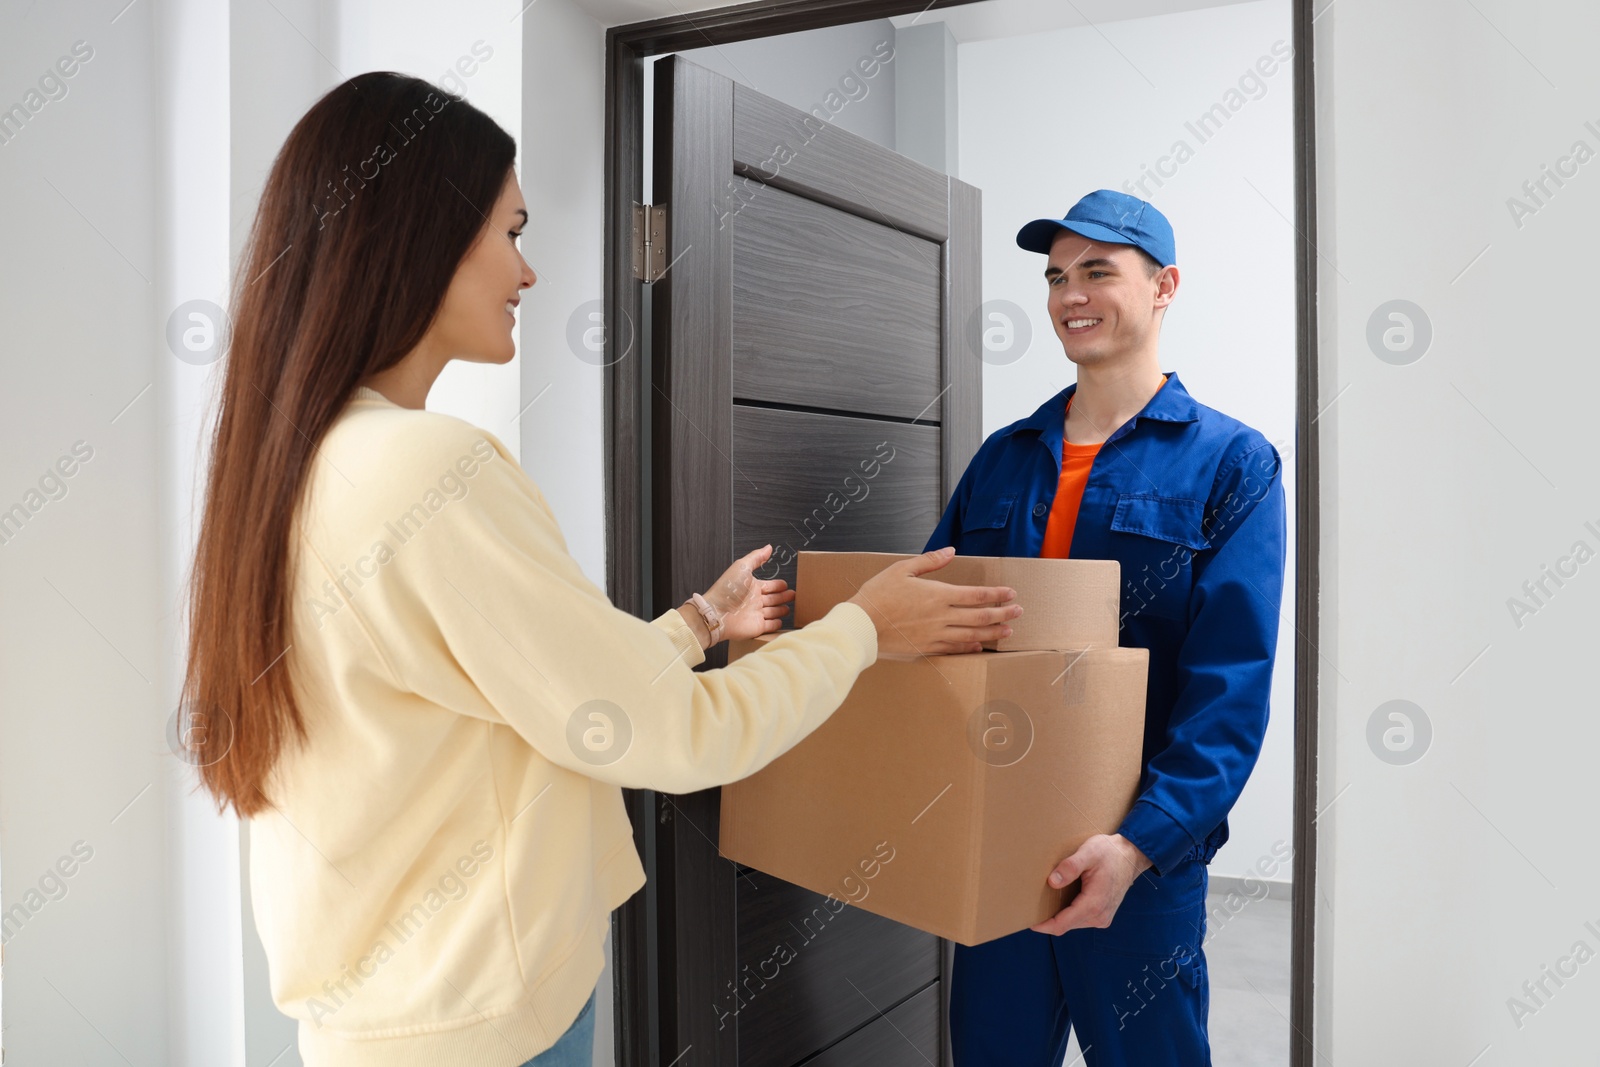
[924,372,1287,876]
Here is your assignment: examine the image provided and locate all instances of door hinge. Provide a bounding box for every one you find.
[632,202,668,282]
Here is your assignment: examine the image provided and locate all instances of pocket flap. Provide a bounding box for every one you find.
[1109,493,1210,551]
[961,493,1015,532]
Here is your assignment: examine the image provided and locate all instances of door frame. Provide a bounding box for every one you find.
[600,2,1322,1064]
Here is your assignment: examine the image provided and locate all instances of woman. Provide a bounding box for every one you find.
[182,72,1020,1066]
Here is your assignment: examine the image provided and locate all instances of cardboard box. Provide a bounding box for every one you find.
[792,550,1122,652]
[719,635,1149,946]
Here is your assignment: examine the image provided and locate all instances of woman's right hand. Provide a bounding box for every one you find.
[847,547,1022,658]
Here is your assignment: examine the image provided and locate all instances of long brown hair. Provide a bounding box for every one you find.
[183,72,515,816]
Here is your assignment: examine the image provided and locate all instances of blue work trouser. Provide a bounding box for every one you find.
[950,857,1211,1066]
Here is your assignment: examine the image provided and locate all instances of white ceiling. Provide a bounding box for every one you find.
[887,0,1259,42]
[575,0,1258,37]
[572,0,735,26]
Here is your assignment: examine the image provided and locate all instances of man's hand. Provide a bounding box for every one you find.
[1030,833,1153,936]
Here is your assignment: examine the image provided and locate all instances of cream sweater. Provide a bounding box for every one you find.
[252,386,878,1065]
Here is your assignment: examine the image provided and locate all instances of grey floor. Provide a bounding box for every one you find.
[1062,890,1291,1065]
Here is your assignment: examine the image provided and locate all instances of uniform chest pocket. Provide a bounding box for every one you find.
[958,492,1016,554]
[963,493,1015,530]
[1109,494,1211,621]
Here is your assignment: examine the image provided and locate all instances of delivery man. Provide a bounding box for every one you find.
[929,189,1288,1065]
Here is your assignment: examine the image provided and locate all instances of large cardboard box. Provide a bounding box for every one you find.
[792,550,1122,652]
[720,552,1148,946]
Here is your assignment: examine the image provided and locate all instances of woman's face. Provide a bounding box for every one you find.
[433,169,537,365]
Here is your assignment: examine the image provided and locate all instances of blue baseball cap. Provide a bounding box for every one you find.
[1015,189,1176,269]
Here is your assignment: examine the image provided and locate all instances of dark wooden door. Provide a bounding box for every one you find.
[647,54,982,1067]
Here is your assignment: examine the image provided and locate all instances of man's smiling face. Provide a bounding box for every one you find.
[1043,230,1176,367]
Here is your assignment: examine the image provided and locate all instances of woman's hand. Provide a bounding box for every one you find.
[697,544,796,645]
[848,547,1021,657]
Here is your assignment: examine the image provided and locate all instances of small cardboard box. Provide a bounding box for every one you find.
[792,551,1121,652]
[719,636,1149,946]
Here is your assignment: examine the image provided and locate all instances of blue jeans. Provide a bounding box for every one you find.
[519,986,597,1067]
[949,857,1211,1066]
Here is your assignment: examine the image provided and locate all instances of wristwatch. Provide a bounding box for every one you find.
[689,592,724,645]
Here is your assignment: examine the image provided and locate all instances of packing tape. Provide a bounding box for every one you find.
[1056,650,1089,707]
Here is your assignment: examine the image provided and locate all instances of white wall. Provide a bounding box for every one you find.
[0,0,175,1062]
[517,3,614,1057]
[894,21,960,175]
[334,0,526,458]
[519,0,611,593]
[958,0,1298,884]
[1315,0,1600,1060]
[678,19,901,151]
[165,4,243,1065]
